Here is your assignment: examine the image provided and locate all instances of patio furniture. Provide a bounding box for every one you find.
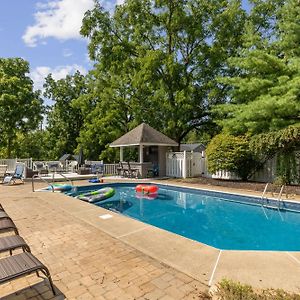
[117,161,127,177]
[77,167,91,175]
[67,160,78,172]
[127,162,139,178]
[0,210,11,221]
[33,162,48,176]
[0,218,19,235]
[0,165,8,183]
[0,235,30,255]
[46,161,64,173]
[3,164,25,185]
[91,163,104,175]
[0,252,56,295]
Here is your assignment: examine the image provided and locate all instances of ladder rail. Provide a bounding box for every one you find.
[260,183,269,219]
[261,183,269,200]
[32,174,54,192]
[32,173,73,192]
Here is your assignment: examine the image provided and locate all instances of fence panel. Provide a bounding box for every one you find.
[17,158,33,169]
[0,159,17,172]
[103,164,118,175]
[166,152,184,178]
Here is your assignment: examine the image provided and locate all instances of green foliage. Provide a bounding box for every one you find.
[80,0,246,146]
[249,124,300,158]
[215,0,300,136]
[249,125,300,184]
[206,134,255,180]
[44,71,87,159]
[10,131,52,160]
[216,279,300,300]
[0,58,43,157]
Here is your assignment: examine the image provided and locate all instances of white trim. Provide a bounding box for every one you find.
[209,250,222,286]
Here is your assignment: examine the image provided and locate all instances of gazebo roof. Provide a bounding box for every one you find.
[110,123,178,147]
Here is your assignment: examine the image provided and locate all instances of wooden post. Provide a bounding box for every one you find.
[120,146,124,161]
[139,145,144,163]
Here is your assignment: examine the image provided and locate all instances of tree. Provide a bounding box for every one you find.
[44,71,87,158]
[0,58,43,157]
[208,0,300,181]
[80,0,246,147]
[215,0,300,135]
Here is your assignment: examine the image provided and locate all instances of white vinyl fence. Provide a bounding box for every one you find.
[166,151,205,178]
[166,150,300,183]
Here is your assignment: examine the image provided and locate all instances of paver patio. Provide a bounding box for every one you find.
[0,181,209,300]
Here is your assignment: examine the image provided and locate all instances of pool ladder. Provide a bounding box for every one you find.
[261,183,285,219]
[32,173,73,192]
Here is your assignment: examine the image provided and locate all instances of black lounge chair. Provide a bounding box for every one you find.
[0,210,11,220]
[0,252,56,295]
[0,218,19,235]
[0,235,30,255]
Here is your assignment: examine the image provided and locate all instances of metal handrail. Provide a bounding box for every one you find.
[261,183,269,201]
[32,174,54,192]
[51,173,73,186]
[32,173,73,192]
[277,185,285,208]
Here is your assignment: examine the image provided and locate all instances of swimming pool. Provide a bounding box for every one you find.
[68,183,300,251]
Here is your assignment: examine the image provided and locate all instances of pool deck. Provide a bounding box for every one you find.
[1,179,300,299]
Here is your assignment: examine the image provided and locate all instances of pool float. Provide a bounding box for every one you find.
[135,184,158,195]
[77,187,115,203]
[88,178,103,183]
[47,184,73,192]
[135,192,157,200]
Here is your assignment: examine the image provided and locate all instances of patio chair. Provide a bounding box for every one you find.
[0,210,11,221]
[127,162,139,178]
[67,160,78,172]
[0,252,56,295]
[0,218,19,235]
[46,161,63,173]
[33,161,48,175]
[2,163,25,185]
[0,165,8,183]
[91,163,104,175]
[117,161,126,177]
[0,235,30,255]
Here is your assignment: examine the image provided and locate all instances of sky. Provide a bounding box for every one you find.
[0,0,249,92]
[0,0,124,91]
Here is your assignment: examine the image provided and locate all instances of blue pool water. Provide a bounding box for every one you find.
[68,183,300,251]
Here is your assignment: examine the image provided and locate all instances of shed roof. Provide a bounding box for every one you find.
[110,123,178,147]
[180,143,206,152]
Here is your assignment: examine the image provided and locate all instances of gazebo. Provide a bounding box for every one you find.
[110,123,178,177]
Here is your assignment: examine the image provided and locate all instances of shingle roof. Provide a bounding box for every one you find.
[110,123,178,147]
[180,143,206,152]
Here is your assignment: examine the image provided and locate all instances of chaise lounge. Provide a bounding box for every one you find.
[0,252,56,295]
[0,235,30,255]
[0,218,19,235]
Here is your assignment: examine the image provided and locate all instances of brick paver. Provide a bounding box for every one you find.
[0,183,209,299]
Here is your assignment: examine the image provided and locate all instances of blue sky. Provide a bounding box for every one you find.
[0,0,122,90]
[0,0,249,91]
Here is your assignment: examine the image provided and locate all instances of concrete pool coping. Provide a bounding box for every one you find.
[39,179,300,293]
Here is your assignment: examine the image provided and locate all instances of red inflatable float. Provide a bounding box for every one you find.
[135,184,159,194]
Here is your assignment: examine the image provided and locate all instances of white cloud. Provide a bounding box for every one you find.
[31,64,87,91]
[63,48,73,57]
[116,0,124,5]
[23,0,94,47]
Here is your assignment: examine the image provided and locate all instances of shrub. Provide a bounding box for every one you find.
[215,279,300,300]
[206,134,255,180]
